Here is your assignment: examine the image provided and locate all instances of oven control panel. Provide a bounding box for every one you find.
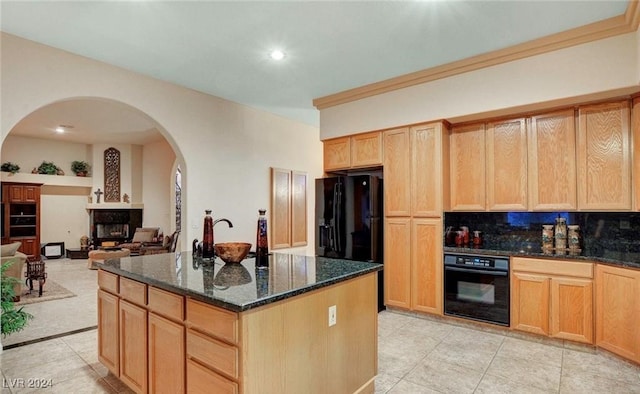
[444,253,509,271]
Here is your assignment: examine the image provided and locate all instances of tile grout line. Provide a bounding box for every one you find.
[472,334,506,393]
[2,326,97,351]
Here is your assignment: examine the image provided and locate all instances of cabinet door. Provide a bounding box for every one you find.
[411,219,442,314]
[449,123,486,211]
[511,272,549,335]
[550,277,593,344]
[98,289,119,376]
[22,186,39,203]
[8,185,24,202]
[595,264,640,362]
[411,122,446,217]
[633,97,640,211]
[323,137,351,171]
[384,218,411,309]
[351,131,382,168]
[120,300,148,394]
[383,128,411,217]
[11,237,38,257]
[577,101,631,210]
[529,110,577,210]
[149,313,185,394]
[187,359,238,394]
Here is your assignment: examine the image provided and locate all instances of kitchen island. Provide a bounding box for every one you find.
[96,252,382,394]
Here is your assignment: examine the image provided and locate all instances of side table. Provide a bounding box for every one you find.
[66,248,90,259]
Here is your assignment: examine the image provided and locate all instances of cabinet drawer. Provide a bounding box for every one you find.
[98,270,119,294]
[512,257,593,278]
[186,299,238,344]
[120,277,147,307]
[187,329,238,379]
[148,286,184,322]
[187,359,238,394]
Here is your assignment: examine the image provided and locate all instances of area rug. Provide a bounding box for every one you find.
[15,280,77,305]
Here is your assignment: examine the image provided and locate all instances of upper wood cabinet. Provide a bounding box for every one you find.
[595,264,640,363]
[323,131,382,171]
[411,122,449,217]
[633,97,640,211]
[383,128,411,217]
[486,118,527,211]
[449,123,486,211]
[529,110,577,210]
[577,101,631,210]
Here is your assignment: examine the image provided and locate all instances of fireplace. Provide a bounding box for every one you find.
[90,209,142,246]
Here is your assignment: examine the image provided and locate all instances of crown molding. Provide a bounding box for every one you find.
[313,1,640,110]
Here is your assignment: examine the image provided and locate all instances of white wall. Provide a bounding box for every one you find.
[1,33,323,254]
[90,143,142,203]
[142,139,175,236]
[40,191,90,249]
[1,135,90,174]
[319,31,640,139]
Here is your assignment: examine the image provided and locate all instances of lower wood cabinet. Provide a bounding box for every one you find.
[384,218,442,314]
[187,359,237,394]
[511,258,593,344]
[119,300,147,394]
[97,289,119,375]
[148,313,185,394]
[595,264,640,363]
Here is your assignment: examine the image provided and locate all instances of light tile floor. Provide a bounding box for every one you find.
[1,259,639,393]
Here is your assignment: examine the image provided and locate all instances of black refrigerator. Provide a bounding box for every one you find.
[315,175,384,310]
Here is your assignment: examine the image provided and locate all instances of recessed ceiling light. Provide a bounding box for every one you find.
[55,127,65,133]
[269,50,285,61]
[55,124,74,133]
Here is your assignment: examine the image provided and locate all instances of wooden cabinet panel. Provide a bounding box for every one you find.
[98,270,119,294]
[550,277,593,344]
[22,186,39,202]
[384,218,411,309]
[383,128,411,217]
[291,171,307,247]
[271,167,292,249]
[351,131,382,168]
[323,137,351,171]
[411,122,447,217]
[450,123,486,211]
[511,258,592,278]
[486,118,527,210]
[3,183,41,259]
[8,185,24,202]
[577,101,631,210]
[633,97,640,211]
[511,272,549,336]
[12,237,38,257]
[187,329,238,379]
[529,110,577,210]
[186,299,238,345]
[148,286,184,322]
[119,277,146,307]
[595,264,640,362]
[98,289,119,376]
[149,313,185,394]
[187,359,238,394]
[119,300,148,394]
[411,219,442,314]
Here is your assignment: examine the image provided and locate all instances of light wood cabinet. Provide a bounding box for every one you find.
[486,118,527,211]
[595,264,640,363]
[323,137,351,171]
[383,128,411,217]
[384,218,411,308]
[187,359,237,394]
[97,289,119,376]
[149,313,185,394]
[511,258,593,344]
[633,97,640,211]
[411,122,449,217]
[449,123,486,211]
[119,300,148,394]
[351,131,383,168]
[411,219,442,314]
[577,101,631,210]
[323,131,382,171]
[529,109,577,210]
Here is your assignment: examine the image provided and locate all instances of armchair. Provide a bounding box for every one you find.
[1,241,27,300]
[118,227,160,255]
[140,231,180,255]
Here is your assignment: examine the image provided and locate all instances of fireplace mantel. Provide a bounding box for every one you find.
[86,203,144,210]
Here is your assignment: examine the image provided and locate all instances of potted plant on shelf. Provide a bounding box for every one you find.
[71,160,90,177]
[37,161,61,175]
[0,162,20,174]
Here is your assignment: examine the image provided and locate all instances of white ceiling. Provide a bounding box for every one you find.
[0,1,629,144]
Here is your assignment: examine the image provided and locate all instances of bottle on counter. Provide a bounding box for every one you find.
[256,209,269,268]
[542,224,554,250]
[202,210,215,259]
[554,216,567,250]
[568,225,581,250]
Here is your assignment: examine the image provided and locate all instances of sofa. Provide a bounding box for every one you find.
[118,227,160,255]
[1,241,27,299]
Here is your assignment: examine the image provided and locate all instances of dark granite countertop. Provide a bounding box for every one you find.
[444,246,640,270]
[96,252,382,312]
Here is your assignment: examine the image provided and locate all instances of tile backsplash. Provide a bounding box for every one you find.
[444,212,640,258]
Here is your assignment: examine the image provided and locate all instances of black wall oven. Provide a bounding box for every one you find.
[444,253,510,326]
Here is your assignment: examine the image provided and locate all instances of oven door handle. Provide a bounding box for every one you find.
[445,266,508,277]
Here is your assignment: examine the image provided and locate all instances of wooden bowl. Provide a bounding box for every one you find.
[214,242,252,264]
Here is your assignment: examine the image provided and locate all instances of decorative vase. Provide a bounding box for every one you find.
[568,225,581,250]
[542,225,554,250]
[202,210,215,259]
[255,209,269,268]
[554,217,567,250]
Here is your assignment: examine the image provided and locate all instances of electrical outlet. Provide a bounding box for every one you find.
[328,305,337,327]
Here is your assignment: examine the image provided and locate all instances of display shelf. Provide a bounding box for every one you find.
[1,172,93,188]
